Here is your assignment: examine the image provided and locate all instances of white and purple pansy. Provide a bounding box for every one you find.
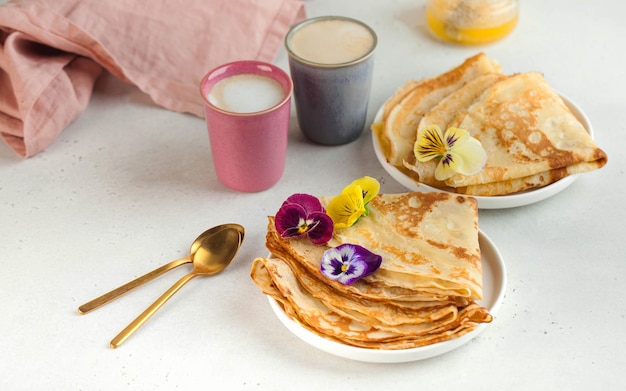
[320,243,382,285]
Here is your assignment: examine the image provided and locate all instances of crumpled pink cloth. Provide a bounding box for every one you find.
[0,0,305,158]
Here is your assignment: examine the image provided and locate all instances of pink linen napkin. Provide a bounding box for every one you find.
[0,0,306,158]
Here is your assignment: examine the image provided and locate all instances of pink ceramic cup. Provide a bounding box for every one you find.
[200,61,293,192]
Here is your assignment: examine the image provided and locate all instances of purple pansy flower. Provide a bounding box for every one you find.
[274,193,334,245]
[320,244,382,285]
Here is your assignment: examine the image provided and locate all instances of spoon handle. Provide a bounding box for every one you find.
[78,256,191,315]
[109,271,197,349]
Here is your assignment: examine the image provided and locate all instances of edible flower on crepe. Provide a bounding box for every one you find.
[320,244,382,285]
[414,125,487,181]
[273,178,384,284]
[326,176,380,228]
[274,193,333,245]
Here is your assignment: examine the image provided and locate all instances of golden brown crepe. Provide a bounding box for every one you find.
[374,53,608,196]
[250,192,492,350]
[372,52,502,167]
[251,256,490,349]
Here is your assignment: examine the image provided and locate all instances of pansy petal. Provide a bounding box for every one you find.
[306,212,334,245]
[358,247,383,275]
[327,187,366,228]
[283,193,325,214]
[451,136,488,176]
[434,152,458,181]
[274,203,308,238]
[320,248,344,277]
[443,126,470,149]
[349,176,380,204]
[415,125,446,162]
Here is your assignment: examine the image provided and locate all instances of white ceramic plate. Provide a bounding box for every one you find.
[371,94,594,209]
[268,230,506,363]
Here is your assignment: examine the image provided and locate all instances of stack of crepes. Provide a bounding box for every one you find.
[372,52,608,196]
[251,191,493,350]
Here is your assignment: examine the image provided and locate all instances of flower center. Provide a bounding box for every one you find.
[297,218,310,234]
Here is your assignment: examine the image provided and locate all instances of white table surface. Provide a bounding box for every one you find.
[1,0,624,389]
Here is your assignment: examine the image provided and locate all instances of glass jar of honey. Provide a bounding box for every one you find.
[426,0,519,45]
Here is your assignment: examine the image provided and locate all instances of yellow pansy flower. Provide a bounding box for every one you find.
[414,125,487,181]
[327,176,380,228]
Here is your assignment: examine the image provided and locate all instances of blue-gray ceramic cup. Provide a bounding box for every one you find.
[285,16,377,145]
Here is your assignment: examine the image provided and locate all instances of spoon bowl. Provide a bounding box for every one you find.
[110,224,245,348]
[193,227,244,275]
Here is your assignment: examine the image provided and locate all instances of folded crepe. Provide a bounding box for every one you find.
[372,52,502,168]
[250,191,493,350]
[0,0,306,158]
[373,53,608,196]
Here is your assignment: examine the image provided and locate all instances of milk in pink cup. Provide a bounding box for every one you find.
[200,61,293,192]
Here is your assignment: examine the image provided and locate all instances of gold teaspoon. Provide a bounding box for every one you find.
[78,224,243,315]
[109,224,244,348]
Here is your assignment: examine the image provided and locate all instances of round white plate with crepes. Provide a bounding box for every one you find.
[371,94,593,209]
[267,230,506,363]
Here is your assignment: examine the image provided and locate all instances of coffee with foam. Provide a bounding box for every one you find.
[209,74,285,113]
[287,18,375,65]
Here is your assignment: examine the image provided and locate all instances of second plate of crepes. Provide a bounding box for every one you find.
[371,93,594,209]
